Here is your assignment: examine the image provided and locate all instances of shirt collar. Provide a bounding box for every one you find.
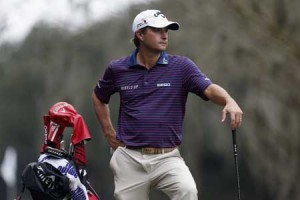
[128,49,169,67]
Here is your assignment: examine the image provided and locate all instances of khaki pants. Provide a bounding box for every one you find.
[110,147,198,200]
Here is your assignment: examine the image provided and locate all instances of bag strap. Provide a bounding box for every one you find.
[15,183,26,200]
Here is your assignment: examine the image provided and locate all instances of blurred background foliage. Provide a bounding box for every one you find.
[0,0,299,199]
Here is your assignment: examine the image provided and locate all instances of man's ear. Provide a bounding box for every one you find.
[136,31,144,41]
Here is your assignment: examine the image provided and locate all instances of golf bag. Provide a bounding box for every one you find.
[17,102,100,200]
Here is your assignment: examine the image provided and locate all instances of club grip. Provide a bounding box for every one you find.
[232,129,238,156]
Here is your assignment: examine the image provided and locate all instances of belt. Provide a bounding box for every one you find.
[125,146,176,154]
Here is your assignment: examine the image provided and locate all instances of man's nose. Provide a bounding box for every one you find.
[161,29,168,38]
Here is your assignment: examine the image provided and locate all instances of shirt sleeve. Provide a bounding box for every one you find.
[182,57,212,100]
[94,65,116,104]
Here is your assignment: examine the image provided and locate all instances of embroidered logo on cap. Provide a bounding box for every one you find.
[154,11,166,18]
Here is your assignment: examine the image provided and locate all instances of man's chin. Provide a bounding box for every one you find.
[157,45,167,51]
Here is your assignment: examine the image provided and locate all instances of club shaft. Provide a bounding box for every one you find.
[232,129,241,200]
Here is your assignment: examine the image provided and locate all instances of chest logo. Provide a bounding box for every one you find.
[157,83,171,87]
[121,85,139,91]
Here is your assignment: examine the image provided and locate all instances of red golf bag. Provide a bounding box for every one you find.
[17,102,100,200]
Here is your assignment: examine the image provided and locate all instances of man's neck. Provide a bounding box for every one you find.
[137,47,161,69]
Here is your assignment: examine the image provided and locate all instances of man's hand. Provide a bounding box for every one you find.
[104,131,122,150]
[204,84,243,130]
[92,92,122,150]
[221,98,243,130]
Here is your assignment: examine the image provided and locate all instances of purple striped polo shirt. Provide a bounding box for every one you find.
[94,49,212,148]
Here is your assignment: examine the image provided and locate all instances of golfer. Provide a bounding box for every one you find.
[92,9,243,200]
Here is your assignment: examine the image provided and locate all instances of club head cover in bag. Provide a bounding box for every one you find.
[40,102,92,166]
[21,162,70,200]
[48,102,92,145]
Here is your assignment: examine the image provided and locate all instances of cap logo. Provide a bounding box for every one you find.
[154,11,166,18]
[137,19,148,29]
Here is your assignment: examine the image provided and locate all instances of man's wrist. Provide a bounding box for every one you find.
[225,96,235,104]
[103,129,116,139]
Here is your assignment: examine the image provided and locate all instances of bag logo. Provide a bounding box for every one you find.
[37,165,56,189]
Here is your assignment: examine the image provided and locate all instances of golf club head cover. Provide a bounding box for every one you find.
[40,115,64,152]
[40,102,92,161]
[48,102,92,144]
[73,142,87,166]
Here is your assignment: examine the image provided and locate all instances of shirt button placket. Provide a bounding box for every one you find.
[142,70,151,96]
[143,70,150,86]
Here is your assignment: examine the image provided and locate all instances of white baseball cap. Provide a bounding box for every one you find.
[132,9,179,33]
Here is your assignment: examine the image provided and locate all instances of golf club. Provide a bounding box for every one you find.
[232,129,241,200]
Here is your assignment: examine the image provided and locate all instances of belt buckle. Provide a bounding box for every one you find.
[140,147,175,154]
[141,147,164,154]
[141,147,152,154]
[141,147,155,154]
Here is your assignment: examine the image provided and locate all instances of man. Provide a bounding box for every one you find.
[92,9,243,200]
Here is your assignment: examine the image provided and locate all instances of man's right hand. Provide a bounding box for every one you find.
[92,92,121,150]
[104,131,122,150]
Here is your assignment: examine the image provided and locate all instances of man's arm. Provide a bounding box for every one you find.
[92,92,121,150]
[204,84,243,129]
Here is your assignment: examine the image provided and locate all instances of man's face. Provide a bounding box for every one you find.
[139,27,169,51]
